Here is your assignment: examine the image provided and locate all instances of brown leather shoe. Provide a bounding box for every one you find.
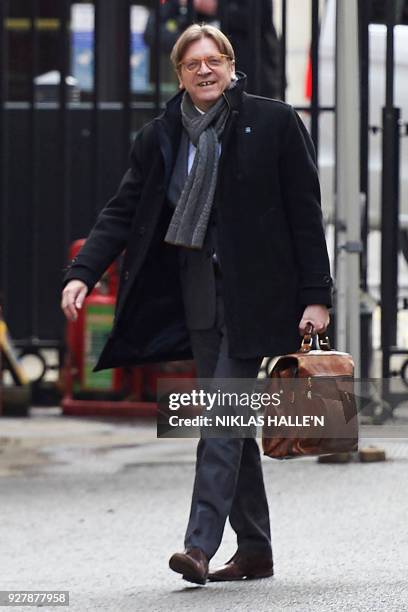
[169,548,209,585]
[208,551,274,582]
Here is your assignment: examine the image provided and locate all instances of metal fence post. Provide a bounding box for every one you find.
[0,0,8,308]
[380,0,399,380]
[59,0,71,295]
[335,0,361,377]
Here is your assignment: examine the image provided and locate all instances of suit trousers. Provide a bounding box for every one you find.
[183,263,272,560]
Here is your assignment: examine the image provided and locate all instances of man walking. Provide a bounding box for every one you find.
[62,25,331,585]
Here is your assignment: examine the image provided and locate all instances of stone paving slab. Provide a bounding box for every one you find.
[1,408,408,611]
[1,457,408,611]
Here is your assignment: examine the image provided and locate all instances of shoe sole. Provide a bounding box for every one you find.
[169,555,207,585]
[208,569,274,582]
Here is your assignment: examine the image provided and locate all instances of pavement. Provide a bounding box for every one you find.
[1,406,408,612]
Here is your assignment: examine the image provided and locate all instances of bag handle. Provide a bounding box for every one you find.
[300,323,331,353]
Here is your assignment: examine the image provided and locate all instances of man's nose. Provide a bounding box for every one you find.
[197,60,211,74]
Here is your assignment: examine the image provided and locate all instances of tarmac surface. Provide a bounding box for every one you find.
[1,407,408,612]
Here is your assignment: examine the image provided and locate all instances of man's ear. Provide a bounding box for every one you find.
[177,73,184,90]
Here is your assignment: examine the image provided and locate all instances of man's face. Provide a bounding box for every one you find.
[177,37,235,112]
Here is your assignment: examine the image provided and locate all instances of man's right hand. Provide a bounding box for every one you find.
[61,280,88,322]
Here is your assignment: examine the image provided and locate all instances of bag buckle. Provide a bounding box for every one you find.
[300,323,331,352]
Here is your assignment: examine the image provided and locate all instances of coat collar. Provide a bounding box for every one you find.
[223,71,247,111]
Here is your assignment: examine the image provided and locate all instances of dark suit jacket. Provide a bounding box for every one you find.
[63,74,332,369]
[177,211,219,330]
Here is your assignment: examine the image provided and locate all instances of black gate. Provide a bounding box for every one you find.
[2,0,404,405]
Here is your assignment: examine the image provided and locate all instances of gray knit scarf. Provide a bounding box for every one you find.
[164,85,233,249]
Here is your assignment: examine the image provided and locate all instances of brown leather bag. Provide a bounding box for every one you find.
[262,330,359,459]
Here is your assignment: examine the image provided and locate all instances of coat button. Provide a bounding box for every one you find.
[124,270,129,281]
[138,226,146,236]
[323,275,331,284]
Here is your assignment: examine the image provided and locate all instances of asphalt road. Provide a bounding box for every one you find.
[1,411,408,612]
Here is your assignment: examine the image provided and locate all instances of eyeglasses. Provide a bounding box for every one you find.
[178,54,232,73]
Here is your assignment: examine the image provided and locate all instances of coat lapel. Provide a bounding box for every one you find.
[154,91,183,187]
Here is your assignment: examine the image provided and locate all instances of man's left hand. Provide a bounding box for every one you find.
[299,304,330,335]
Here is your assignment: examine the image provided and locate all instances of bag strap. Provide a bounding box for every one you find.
[300,323,331,353]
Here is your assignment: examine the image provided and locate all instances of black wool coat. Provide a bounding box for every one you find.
[63,75,333,370]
